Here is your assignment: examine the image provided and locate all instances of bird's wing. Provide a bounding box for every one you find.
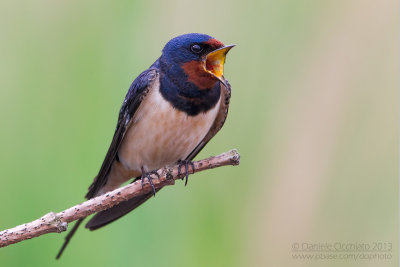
[85,68,158,199]
[185,80,231,161]
[56,68,158,259]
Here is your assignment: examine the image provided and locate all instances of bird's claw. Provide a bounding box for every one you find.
[177,160,195,186]
[140,169,160,197]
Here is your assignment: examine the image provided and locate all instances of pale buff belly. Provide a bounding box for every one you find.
[117,84,221,177]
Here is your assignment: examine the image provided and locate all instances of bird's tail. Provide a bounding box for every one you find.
[56,218,85,259]
[85,189,159,230]
[56,189,160,259]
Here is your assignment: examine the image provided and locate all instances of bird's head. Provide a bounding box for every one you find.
[160,33,235,89]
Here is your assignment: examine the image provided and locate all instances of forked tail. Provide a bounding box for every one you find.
[56,218,84,259]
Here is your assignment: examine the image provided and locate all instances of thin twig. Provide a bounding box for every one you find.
[0,149,240,248]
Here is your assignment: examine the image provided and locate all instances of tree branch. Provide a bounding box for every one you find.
[0,149,240,248]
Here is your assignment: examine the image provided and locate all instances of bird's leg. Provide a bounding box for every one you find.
[140,167,159,197]
[177,160,195,186]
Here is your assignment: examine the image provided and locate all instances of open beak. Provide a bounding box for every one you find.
[203,44,235,87]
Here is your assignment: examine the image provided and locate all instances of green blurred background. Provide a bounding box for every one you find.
[0,0,397,266]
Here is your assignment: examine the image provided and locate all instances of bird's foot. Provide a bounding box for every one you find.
[177,160,195,186]
[140,168,160,197]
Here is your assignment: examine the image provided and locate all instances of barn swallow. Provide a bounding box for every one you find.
[56,33,234,259]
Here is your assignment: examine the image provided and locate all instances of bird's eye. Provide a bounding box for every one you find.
[190,44,203,54]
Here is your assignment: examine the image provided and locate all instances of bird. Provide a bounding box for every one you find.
[56,33,234,259]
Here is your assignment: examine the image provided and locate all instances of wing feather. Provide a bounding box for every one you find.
[85,68,158,199]
[57,68,158,259]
